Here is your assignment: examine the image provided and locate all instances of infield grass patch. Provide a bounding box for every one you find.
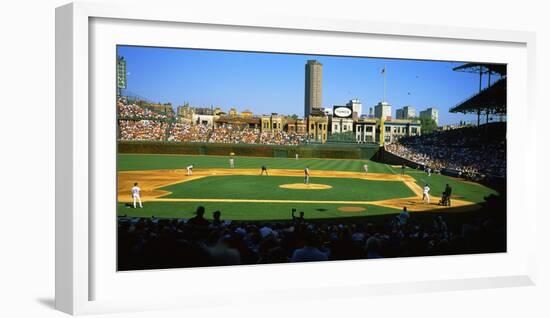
[159,175,414,201]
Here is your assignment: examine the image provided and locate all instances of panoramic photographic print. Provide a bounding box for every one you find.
[116,46,506,270]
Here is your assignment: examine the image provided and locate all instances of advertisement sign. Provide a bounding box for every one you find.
[333,106,352,118]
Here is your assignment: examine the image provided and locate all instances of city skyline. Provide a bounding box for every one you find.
[117,45,502,125]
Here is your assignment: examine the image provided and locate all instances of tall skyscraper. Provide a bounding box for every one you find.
[304,60,323,117]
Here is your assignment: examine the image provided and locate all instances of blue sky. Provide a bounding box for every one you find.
[117,46,500,125]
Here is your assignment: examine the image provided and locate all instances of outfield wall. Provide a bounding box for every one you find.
[117,140,380,160]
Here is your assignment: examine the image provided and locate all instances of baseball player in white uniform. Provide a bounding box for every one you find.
[363,163,368,174]
[131,182,143,208]
[304,167,310,184]
[295,153,299,160]
[186,164,194,176]
[422,184,431,204]
[229,158,235,168]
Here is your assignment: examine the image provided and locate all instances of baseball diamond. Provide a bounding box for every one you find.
[117,153,496,220]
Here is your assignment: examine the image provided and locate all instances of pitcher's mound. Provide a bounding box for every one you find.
[338,206,366,212]
[279,183,332,190]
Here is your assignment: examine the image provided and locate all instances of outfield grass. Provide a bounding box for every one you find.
[118,153,394,173]
[160,175,414,201]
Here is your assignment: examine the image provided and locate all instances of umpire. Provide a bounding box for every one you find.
[444,184,452,206]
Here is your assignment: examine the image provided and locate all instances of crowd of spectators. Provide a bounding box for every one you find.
[385,123,506,178]
[117,100,170,120]
[118,119,169,141]
[118,197,506,270]
[117,101,309,145]
[208,126,259,144]
[118,99,173,141]
[259,130,306,145]
[168,123,210,143]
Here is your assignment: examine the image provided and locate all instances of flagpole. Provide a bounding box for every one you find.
[383,65,387,102]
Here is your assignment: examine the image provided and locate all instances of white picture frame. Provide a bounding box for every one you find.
[55,2,537,315]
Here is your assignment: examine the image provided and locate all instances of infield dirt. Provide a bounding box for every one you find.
[279,183,333,190]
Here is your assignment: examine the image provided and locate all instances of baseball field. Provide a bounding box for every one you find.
[117,153,499,220]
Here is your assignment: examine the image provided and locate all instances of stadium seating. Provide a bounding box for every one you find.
[117,195,506,270]
[118,99,307,145]
[385,123,506,178]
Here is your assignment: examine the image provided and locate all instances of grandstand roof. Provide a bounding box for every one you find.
[450,77,506,114]
[452,63,507,76]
